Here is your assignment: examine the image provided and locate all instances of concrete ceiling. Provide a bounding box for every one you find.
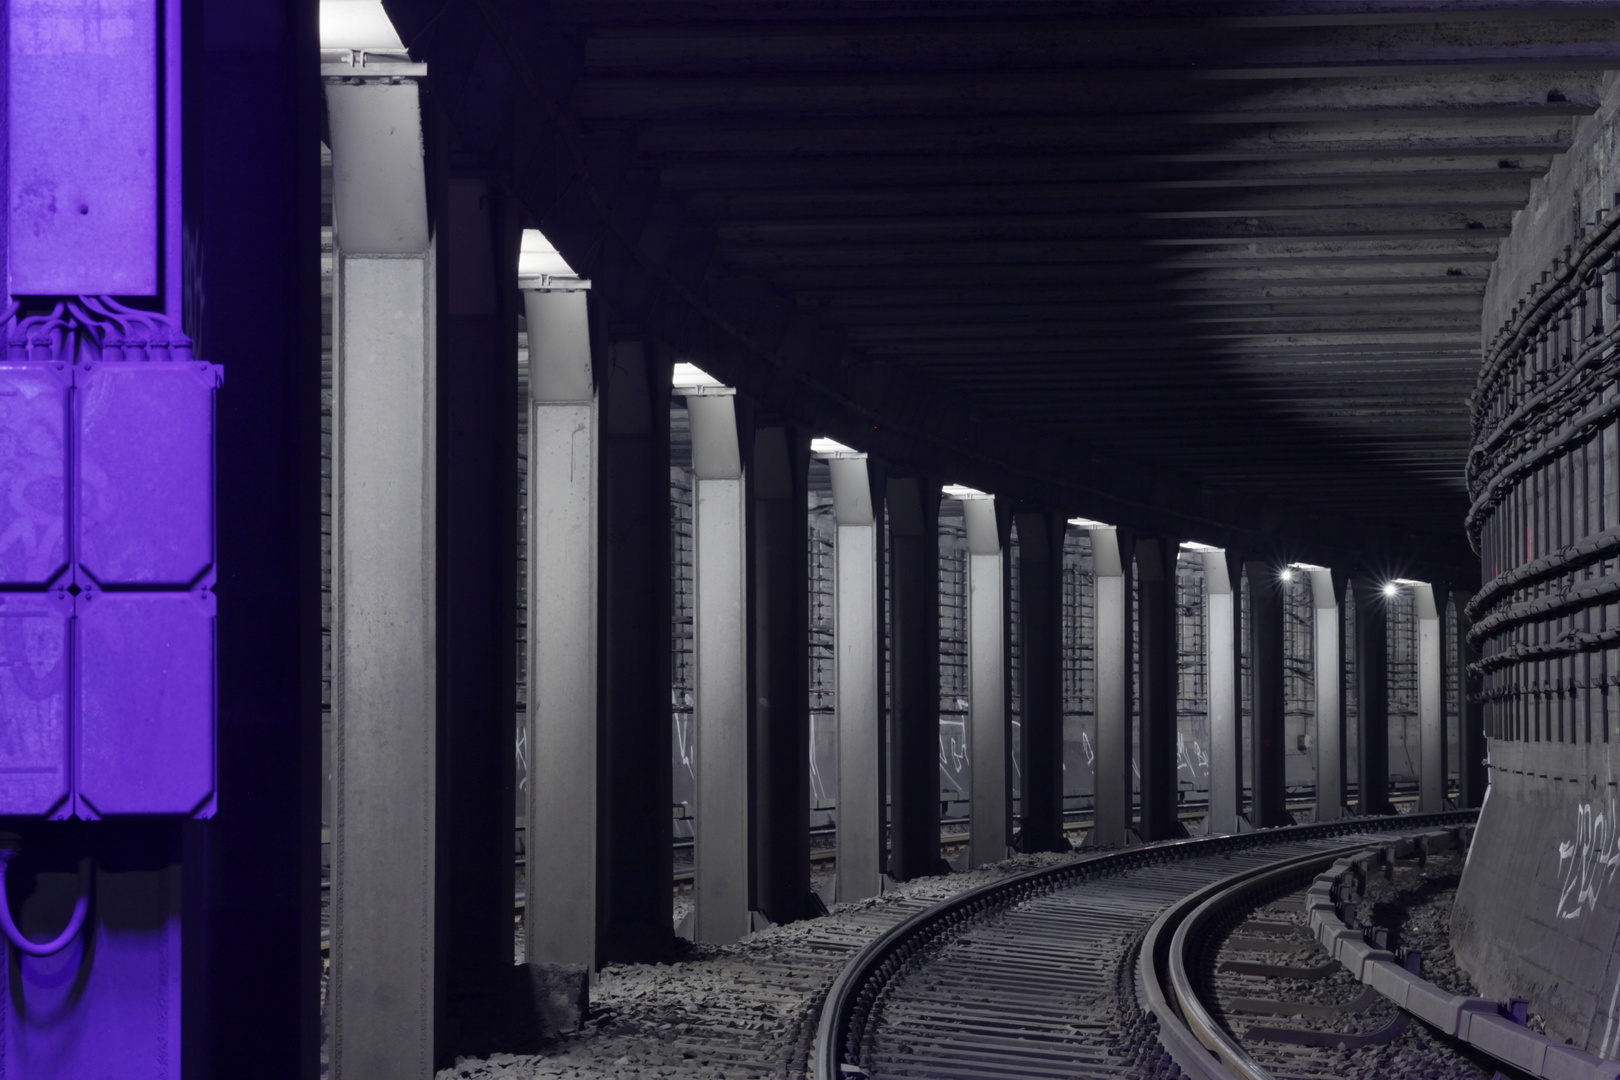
[383,0,1620,584]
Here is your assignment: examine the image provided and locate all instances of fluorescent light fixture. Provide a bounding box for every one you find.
[518,229,585,286]
[1179,541,1221,553]
[942,484,991,500]
[320,0,406,50]
[1068,516,1113,530]
[672,362,725,390]
[811,437,858,456]
[1287,561,1329,573]
[1391,577,1427,587]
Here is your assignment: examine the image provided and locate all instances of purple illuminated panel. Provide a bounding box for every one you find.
[75,590,214,817]
[7,0,160,295]
[0,364,69,586]
[0,591,70,816]
[77,362,217,588]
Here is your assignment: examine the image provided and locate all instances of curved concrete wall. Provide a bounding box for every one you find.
[1457,71,1620,1057]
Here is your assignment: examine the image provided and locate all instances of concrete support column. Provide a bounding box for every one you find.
[1014,511,1069,853]
[1137,538,1184,841]
[1414,582,1445,812]
[747,423,812,924]
[326,74,438,1077]
[596,340,674,962]
[687,389,750,944]
[963,496,1012,867]
[1246,561,1290,828]
[1309,568,1347,822]
[523,288,597,970]
[887,474,946,881]
[1452,589,1488,807]
[436,174,521,1053]
[828,455,885,902]
[1353,580,1394,815]
[1089,525,1134,846]
[1203,550,1242,835]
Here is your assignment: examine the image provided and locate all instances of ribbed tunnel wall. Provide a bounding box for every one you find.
[1455,74,1620,1056]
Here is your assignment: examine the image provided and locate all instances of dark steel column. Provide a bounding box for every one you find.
[1452,588,1488,807]
[1014,511,1069,852]
[1245,561,1290,827]
[595,330,675,962]
[190,0,323,1074]
[1353,579,1394,815]
[434,171,520,1052]
[747,421,813,923]
[1138,538,1185,841]
[887,474,946,881]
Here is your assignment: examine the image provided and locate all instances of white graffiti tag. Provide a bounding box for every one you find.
[1555,790,1620,921]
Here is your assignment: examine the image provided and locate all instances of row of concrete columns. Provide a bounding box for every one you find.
[319,63,1487,1072]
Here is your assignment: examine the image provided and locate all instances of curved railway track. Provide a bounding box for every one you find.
[814,811,1479,1080]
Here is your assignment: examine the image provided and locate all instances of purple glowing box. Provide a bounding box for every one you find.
[77,360,216,589]
[75,589,214,818]
[0,362,70,587]
[7,0,160,296]
[0,591,71,818]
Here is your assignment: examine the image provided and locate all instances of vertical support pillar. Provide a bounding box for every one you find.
[523,289,597,969]
[829,455,885,902]
[596,339,674,961]
[327,74,438,1076]
[1354,579,1394,815]
[436,174,520,1052]
[963,496,1011,867]
[1453,590,1488,807]
[1246,561,1290,828]
[688,389,750,944]
[747,423,812,924]
[1203,550,1242,835]
[887,474,946,880]
[1136,538,1184,840]
[1014,511,1069,852]
[1309,568,1347,822]
[1414,583,1445,812]
[1090,525,1135,845]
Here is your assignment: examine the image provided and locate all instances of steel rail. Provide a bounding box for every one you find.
[1141,846,1363,1080]
[813,809,1477,1080]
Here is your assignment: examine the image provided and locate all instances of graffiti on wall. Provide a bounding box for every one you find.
[1555,788,1620,921]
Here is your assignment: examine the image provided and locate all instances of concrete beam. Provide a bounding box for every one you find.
[687,389,751,945]
[829,455,885,901]
[1203,549,1242,835]
[1089,525,1135,846]
[961,495,1011,868]
[1414,582,1445,813]
[325,73,437,1079]
[523,288,598,971]
[1309,568,1348,822]
[1452,589,1488,808]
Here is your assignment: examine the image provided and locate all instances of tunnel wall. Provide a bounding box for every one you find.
[1455,71,1620,1056]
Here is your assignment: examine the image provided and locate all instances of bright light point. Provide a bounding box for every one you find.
[672,362,724,389]
[1383,582,1400,597]
[1179,541,1221,553]
[1279,568,1293,583]
[811,437,857,456]
[518,229,583,284]
[942,484,990,499]
[320,0,406,50]
[1069,516,1113,530]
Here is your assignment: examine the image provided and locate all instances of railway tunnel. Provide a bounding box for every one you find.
[1,1,1620,1078]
